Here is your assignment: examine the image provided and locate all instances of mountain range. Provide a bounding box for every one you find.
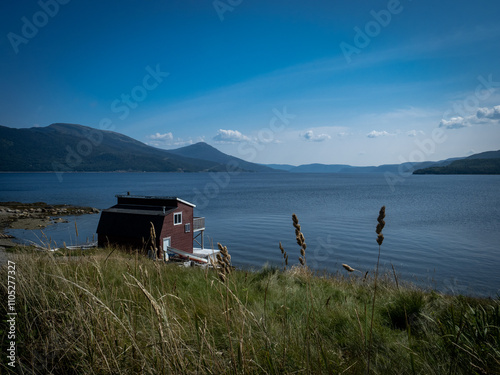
[265,157,468,174]
[0,123,498,175]
[0,123,275,173]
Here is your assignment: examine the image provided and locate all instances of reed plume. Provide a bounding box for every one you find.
[376,206,385,246]
[217,242,232,281]
[342,263,364,274]
[292,214,307,266]
[149,222,158,260]
[342,263,355,273]
[368,205,386,374]
[279,241,289,270]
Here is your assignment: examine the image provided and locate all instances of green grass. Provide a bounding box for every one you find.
[1,248,499,374]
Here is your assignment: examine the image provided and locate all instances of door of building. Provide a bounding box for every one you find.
[162,237,171,261]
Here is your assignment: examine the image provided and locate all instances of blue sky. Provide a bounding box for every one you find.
[1,0,500,166]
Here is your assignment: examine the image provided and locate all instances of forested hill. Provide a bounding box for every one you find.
[413,150,500,174]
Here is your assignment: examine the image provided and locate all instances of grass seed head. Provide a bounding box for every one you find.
[375,206,386,245]
[292,213,307,266]
[342,264,355,272]
[377,233,384,246]
[279,242,289,269]
[217,242,232,279]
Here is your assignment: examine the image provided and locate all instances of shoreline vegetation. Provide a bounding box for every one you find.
[1,206,499,373]
[0,201,99,248]
[1,247,499,374]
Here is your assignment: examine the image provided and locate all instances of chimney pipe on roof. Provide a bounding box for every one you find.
[163,206,166,214]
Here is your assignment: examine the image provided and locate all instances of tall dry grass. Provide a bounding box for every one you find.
[0,206,499,374]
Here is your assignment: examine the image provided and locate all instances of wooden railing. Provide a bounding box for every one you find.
[193,217,205,231]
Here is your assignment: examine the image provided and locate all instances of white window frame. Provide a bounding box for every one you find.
[173,212,182,225]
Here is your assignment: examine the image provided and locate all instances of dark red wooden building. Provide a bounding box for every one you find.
[96,195,205,258]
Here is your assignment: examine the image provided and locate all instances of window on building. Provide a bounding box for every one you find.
[184,223,191,233]
[174,212,182,225]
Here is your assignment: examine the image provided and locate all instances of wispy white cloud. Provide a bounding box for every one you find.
[301,130,331,142]
[356,107,438,139]
[213,129,252,143]
[439,116,470,129]
[147,140,187,148]
[131,50,446,138]
[477,105,500,120]
[400,26,500,57]
[406,129,425,137]
[128,27,500,164]
[370,107,438,120]
[146,132,204,148]
[148,132,173,141]
[439,104,500,129]
[366,130,395,138]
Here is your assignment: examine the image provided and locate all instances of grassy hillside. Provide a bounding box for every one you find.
[1,246,499,374]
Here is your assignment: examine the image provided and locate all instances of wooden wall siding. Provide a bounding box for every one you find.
[160,202,194,253]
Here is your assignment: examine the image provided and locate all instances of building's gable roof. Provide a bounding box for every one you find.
[116,195,195,208]
[103,205,177,216]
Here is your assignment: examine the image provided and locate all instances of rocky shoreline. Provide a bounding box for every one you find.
[0,201,100,250]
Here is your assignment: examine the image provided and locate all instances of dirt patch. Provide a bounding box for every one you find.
[9,217,59,230]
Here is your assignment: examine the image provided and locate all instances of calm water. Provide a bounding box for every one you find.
[1,172,499,297]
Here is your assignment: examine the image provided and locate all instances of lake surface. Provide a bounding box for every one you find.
[1,172,499,297]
